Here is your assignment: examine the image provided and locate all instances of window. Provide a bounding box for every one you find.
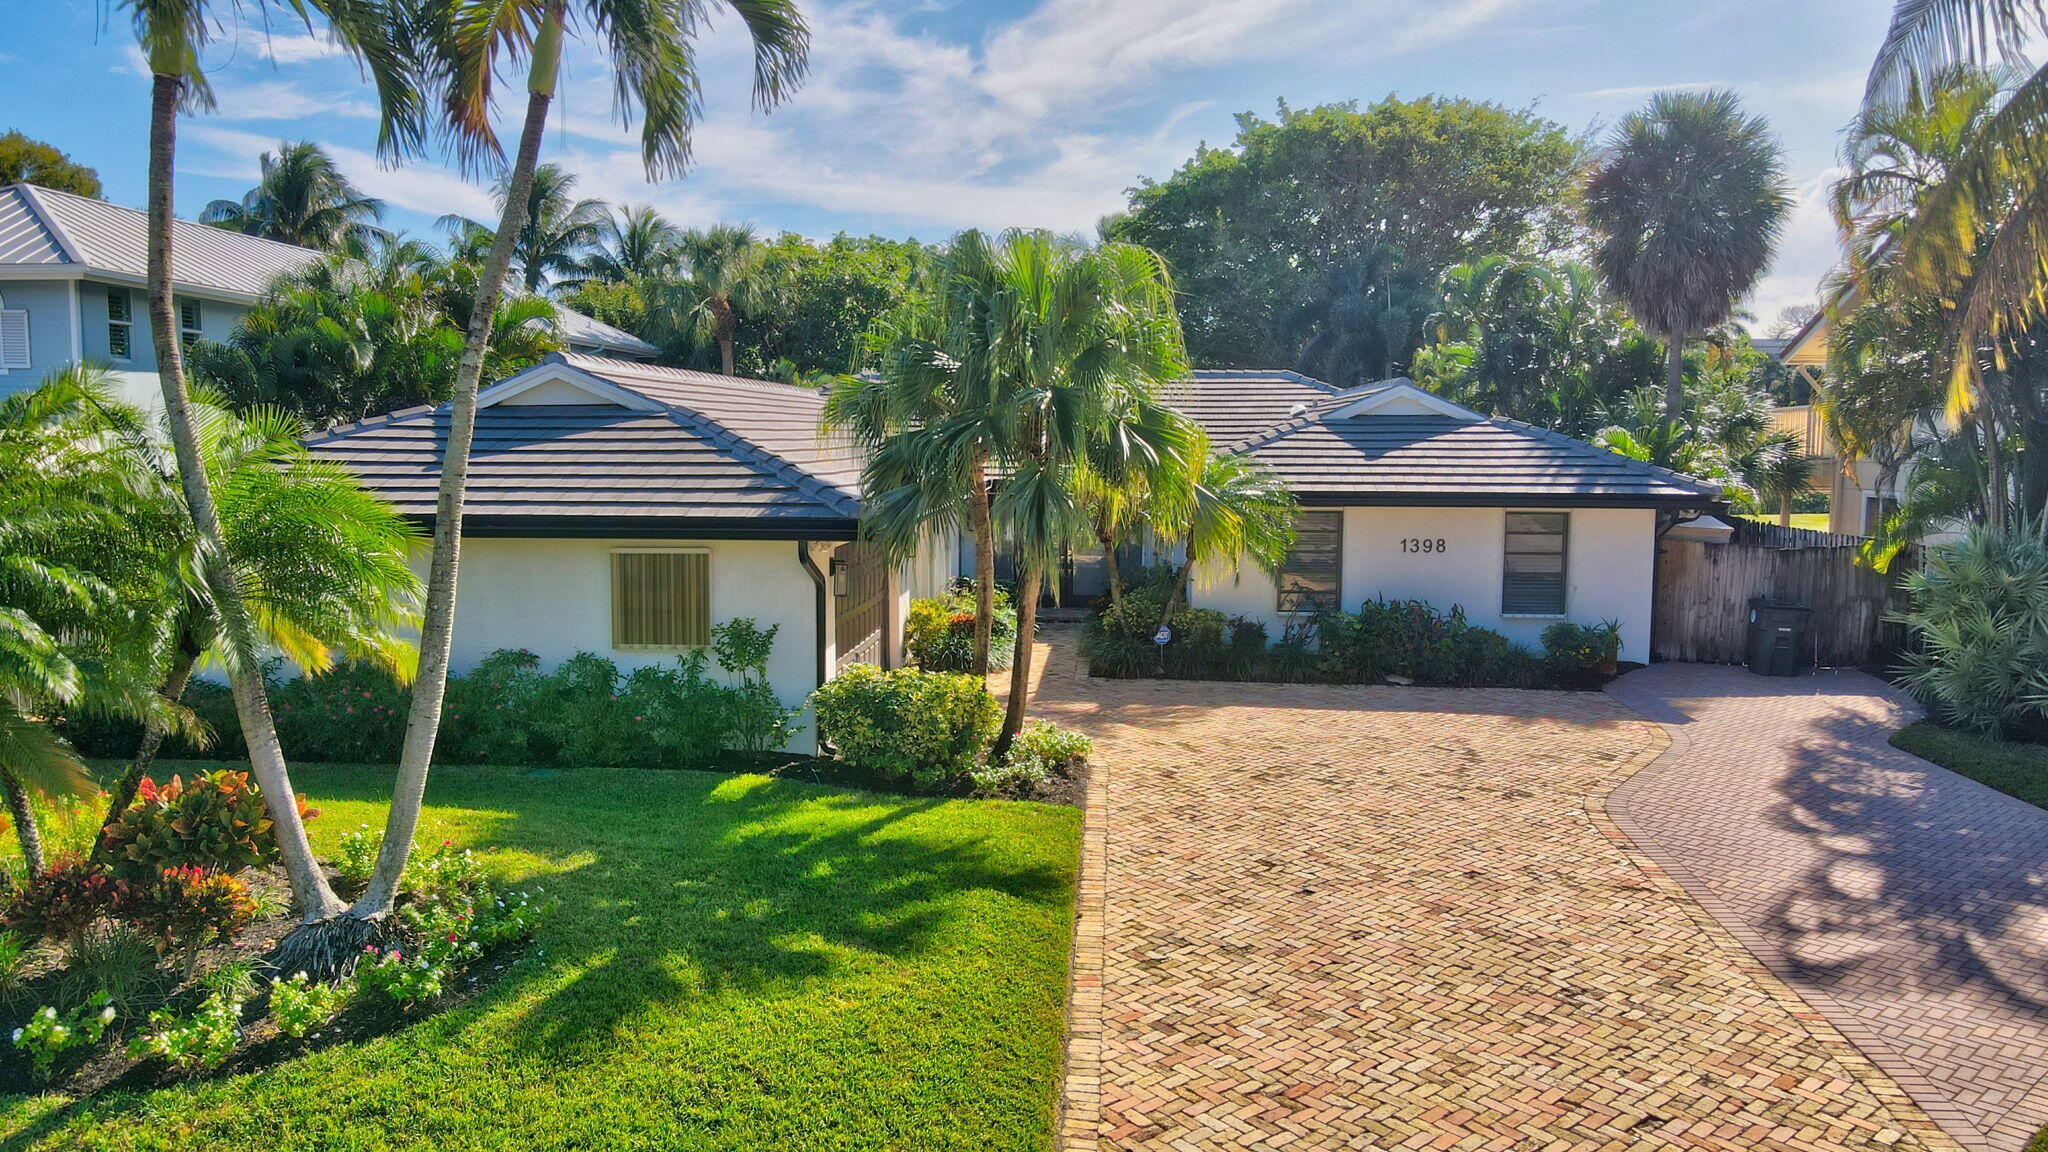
[178,300,203,351]
[1277,510,1342,613]
[106,288,132,360]
[1502,512,1568,615]
[0,306,27,371]
[1863,495,1899,535]
[611,548,710,649]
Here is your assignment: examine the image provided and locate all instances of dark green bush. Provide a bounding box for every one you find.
[809,664,1002,789]
[1539,620,1622,676]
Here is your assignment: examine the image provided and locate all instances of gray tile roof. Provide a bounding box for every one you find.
[1173,370,1723,507]
[304,353,860,533]
[0,184,318,300]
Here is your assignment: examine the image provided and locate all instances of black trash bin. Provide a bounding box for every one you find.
[1745,597,1811,676]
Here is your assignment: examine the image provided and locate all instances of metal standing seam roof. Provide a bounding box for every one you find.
[302,353,861,532]
[1173,371,1723,507]
[0,184,319,300]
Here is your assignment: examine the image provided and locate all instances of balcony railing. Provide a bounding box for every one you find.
[1769,404,1836,459]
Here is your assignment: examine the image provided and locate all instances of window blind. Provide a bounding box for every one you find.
[1502,512,1568,615]
[611,550,710,648]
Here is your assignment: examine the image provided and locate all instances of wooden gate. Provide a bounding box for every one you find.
[1653,521,1916,667]
[832,542,890,674]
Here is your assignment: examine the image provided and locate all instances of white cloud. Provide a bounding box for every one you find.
[211,79,373,123]
[187,123,497,223]
[1747,166,1846,323]
[1574,81,1725,101]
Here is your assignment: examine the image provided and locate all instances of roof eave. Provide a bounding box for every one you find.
[1292,491,1727,511]
[421,513,861,541]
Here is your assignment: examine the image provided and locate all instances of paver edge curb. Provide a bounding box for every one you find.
[1056,747,1108,1152]
[1590,702,1972,1152]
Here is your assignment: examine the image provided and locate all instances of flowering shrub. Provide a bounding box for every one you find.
[270,972,354,1039]
[101,771,316,879]
[906,583,1016,672]
[333,825,382,893]
[13,992,116,1081]
[272,662,410,763]
[810,664,1003,789]
[404,840,487,911]
[357,945,448,1007]
[468,887,551,950]
[132,867,258,952]
[128,990,242,1072]
[435,648,544,764]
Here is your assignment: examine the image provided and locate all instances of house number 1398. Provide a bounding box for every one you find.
[1400,538,1447,554]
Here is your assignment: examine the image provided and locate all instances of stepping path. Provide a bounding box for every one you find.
[1608,662,2048,1152]
[1019,629,1960,1151]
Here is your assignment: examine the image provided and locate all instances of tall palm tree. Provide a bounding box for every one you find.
[200,140,387,251]
[120,0,420,936]
[574,204,681,284]
[365,0,809,931]
[441,163,609,294]
[1584,90,1793,417]
[1152,451,1298,633]
[658,224,776,374]
[93,392,423,844]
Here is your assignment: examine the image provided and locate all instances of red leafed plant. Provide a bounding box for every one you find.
[132,866,259,951]
[0,856,143,944]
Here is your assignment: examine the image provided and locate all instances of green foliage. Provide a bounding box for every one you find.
[56,924,174,1016]
[712,619,801,753]
[128,989,242,1073]
[810,665,1004,789]
[269,971,354,1040]
[0,929,28,1006]
[1893,722,2048,810]
[356,944,449,1008]
[332,825,382,893]
[14,992,116,1081]
[905,584,1017,673]
[1893,526,2048,738]
[1540,621,1624,676]
[1111,97,1585,379]
[132,867,258,953]
[2,857,140,944]
[0,130,102,196]
[101,770,311,880]
[972,721,1094,798]
[199,140,384,250]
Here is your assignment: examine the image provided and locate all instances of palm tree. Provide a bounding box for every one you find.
[0,366,189,872]
[1152,451,1298,633]
[200,140,387,251]
[120,0,419,936]
[92,393,423,846]
[1584,90,1793,417]
[365,0,809,932]
[658,224,777,374]
[441,163,609,294]
[574,204,681,284]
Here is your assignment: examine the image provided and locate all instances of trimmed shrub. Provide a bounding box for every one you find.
[100,771,314,880]
[810,664,1003,789]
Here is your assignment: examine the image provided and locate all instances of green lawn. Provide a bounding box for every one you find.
[0,762,1080,1151]
[1893,722,2048,810]
[1738,513,1832,531]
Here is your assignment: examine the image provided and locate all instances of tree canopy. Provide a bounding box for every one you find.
[1108,97,1585,380]
[0,130,103,196]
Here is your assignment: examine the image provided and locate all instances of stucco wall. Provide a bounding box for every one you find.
[0,280,78,397]
[1189,505,1659,664]
[432,536,827,751]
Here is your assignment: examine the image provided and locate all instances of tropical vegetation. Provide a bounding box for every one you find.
[0,131,101,196]
[200,141,387,251]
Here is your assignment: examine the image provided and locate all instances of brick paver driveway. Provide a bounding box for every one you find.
[1019,630,1958,1152]
[1609,663,2048,1152]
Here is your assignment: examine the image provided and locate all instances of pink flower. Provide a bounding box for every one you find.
[447,933,458,942]
[634,715,644,722]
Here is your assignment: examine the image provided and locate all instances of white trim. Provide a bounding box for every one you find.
[1324,379,1482,422]
[477,359,664,411]
[67,279,81,364]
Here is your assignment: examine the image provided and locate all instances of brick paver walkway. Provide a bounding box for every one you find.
[1021,630,1959,1152]
[1607,662,2048,1152]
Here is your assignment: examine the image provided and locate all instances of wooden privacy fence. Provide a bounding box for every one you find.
[1653,521,1916,667]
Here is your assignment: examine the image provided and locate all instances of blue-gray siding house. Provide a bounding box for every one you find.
[0,182,658,405]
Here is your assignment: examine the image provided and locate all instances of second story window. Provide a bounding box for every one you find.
[178,300,203,351]
[106,288,133,360]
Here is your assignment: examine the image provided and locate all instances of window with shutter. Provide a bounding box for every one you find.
[106,288,132,360]
[612,549,711,649]
[1502,512,1568,615]
[1276,510,1342,613]
[178,300,203,351]
[0,309,27,370]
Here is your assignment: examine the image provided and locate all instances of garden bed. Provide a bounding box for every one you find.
[1,760,1080,1151]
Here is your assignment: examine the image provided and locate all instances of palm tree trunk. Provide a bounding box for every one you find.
[146,72,342,923]
[356,13,560,922]
[1663,337,1686,419]
[3,772,43,875]
[1156,559,1195,633]
[968,457,996,676]
[993,559,1041,761]
[1778,491,1792,529]
[716,304,736,376]
[95,646,198,856]
[1098,521,1124,607]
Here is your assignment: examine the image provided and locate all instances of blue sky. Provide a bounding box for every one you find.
[1,0,1888,326]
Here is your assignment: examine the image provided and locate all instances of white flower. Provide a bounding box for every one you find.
[40,1007,55,1020]
[100,1006,115,1023]
[11,1028,21,1043]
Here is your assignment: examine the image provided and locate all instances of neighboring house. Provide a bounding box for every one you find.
[924,372,1725,666]
[0,182,660,403]
[1772,306,1924,538]
[303,353,891,753]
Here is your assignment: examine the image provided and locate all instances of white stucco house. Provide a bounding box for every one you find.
[916,371,1726,666]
